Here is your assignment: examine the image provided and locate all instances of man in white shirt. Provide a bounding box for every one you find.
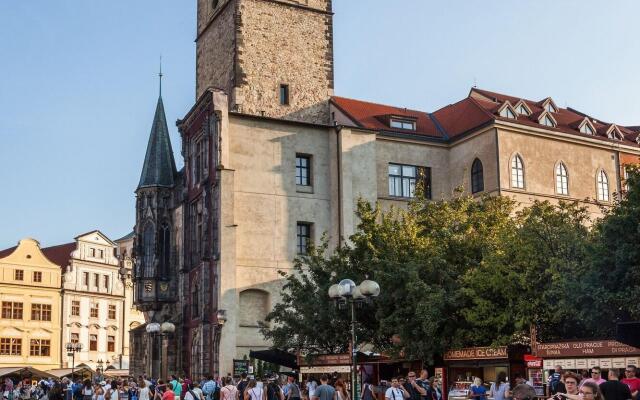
[385,378,410,400]
[306,379,317,400]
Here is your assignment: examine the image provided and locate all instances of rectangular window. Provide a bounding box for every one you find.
[70,333,79,345]
[29,339,50,357]
[2,302,23,320]
[296,222,312,255]
[107,336,115,352]
[33,271,42,283]
[104,275,109,290]
[94,273,99,288]
[83,272,89,286]
[280,84,290,105]
[98,249,104,258]
[108,305,116,320]
[388,164,431,199]
[71,301,80,316]
[89,335,98,351]
[390,119,416,131]
[31,304,51,321]
[0,338,21,356]
[90,303,99,318]
[295,154,311,186]
[14,270,24,281]
[90,248,96,257]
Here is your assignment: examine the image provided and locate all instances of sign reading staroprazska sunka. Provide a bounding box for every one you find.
[444,346,508,361]
[535,340,640,358]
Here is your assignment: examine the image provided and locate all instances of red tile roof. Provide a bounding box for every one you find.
[0,246,17,259]
[330,96,442,138]
[330,88,639,146]
[41,242,76,268]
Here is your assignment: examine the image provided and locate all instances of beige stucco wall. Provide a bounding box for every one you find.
[496,127,618,219]
[0,239,62,370]
[226,115,334,359]
[448,129,499,196]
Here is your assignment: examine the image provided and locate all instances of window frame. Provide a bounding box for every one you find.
[295,154,312,187]
[510,154,525,189]
[279,84,290,106]
[596,169,610,202]
[31,304,51,321]
[29,339,50,357]
[107,335,115,352]
[14,269,24,281]
[33,271,42,283]
[389,118,417,131]
[296,222,313,255]
[555,162,569,196]
[471,158,484,194]
[0,338,21,356]
[71,300,80,316]
[89,335,98,351]
[2,302,23,320]
[388,163,432,199]
[90,303,99,318]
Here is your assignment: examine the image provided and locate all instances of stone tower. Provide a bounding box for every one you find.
[195,0,334,124]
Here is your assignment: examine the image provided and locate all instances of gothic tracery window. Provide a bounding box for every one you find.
[159,224,171,276]
[143,222,155,278]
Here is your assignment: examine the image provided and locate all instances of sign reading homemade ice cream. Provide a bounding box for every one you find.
[535,340,640,357]
[444,346,508,360]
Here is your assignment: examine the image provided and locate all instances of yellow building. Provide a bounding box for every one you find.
[0,238,62,369]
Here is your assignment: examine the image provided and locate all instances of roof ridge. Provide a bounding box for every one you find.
[467,96,497,120]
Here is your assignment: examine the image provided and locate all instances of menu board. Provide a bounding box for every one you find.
[599,359,612,368]
[626,358,639,367]
[612,358,626,368]
[575,359,588,369]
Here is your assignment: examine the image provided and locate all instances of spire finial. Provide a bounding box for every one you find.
[159,55,163,97]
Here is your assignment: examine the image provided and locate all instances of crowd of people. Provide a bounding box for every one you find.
[2,365,639,400]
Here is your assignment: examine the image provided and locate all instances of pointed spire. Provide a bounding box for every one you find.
[137,70,177,190]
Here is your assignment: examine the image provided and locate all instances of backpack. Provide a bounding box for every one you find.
[267,386,279,400]
[212,387,220,400]
[362,384,374,400]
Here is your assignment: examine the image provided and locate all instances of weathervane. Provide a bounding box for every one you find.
[159,55,163,97]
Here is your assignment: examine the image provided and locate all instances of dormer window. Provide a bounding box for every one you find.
[542,98,558,113]
[539,112,557,128]
[514,100,532,116]
[390,118,416,131]
[499,104,517,119]
[607,125,623,141]
[579,119,595,135]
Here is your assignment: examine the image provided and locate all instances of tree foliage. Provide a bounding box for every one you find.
[262,169,640,362]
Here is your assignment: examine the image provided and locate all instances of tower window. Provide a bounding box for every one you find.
[296,155,311,186]
[296,222,312,255]
[280,84,290,106]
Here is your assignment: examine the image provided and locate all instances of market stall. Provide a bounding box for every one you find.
[46,366,94,380]
[535,339,640,381]
[0,367,57,380]
[443,346,528,400]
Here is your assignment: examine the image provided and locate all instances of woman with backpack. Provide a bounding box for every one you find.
[81,380,93,400]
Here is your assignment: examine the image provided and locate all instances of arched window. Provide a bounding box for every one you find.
[159,224,171,275]
[555,162,569,195]
[142,223,155,278]
[597,170,610,202]
[471,158,484,194]
[238,289,269,327]
[511,155,525,189]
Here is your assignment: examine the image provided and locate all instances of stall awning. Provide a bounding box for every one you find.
[249,349,298,369]
[0,367,57,379]
[46,367,94,378]
[104,369,130,377]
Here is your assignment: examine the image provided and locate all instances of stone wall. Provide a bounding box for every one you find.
[196,0,334,124]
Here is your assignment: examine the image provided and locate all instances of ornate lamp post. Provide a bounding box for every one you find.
[95,359,104,383]
[145,320,175,379]
[65,342,83,382]
[328,278,380,400]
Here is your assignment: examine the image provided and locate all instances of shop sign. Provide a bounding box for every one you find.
[588,359,599,368]
[299,354,352,366]
[600,359,612,368]
[612,358,626,368]
[564,359,576,369]
[444,346,508,360]
[524,354,542,368]
[535,340,640,358]
[300,366,351,373]
[575,360,588,369]
[627,358,639,367]
[233,359,250,376]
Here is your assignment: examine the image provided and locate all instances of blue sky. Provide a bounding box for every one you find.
[1,1,639,248]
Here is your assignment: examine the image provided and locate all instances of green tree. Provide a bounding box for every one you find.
[583,166,640,336]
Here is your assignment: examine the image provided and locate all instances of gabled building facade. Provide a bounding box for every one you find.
[130,0,640,380]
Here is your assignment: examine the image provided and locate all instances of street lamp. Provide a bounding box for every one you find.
[65,342,83,382]
[146,320,175,379]
[328,278,380,400]
[95,359,104,383]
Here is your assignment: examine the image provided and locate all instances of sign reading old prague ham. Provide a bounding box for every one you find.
[536,340,640,357]
[444,346,508,360]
